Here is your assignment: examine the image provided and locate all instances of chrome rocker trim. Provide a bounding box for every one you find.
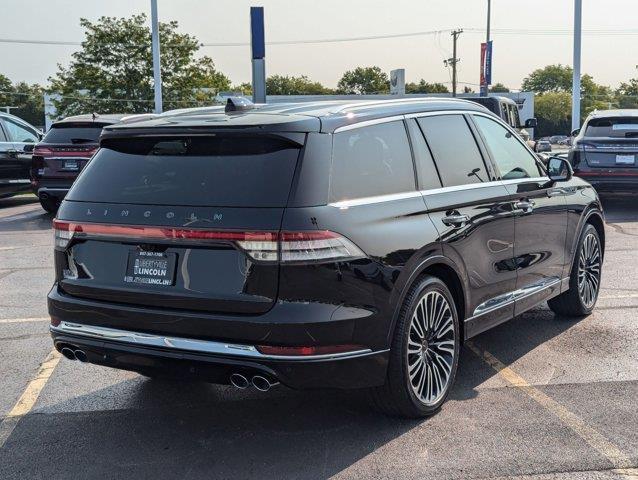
[50,321,377,361]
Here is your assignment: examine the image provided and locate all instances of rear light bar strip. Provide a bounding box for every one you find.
[51,321,373,361]
[53,220,365,263]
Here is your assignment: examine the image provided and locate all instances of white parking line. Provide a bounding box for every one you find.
[0,317,49,325]
[599,293,638,300]
[467,341,633,470]
[0,349,60,449]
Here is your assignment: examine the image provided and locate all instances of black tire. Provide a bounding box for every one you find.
[39,197,59,214]
[548,223,602,317]
[370,275,461,418]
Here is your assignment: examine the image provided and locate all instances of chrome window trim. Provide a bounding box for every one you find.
[328,190,422,208]
[469,277,564,320]
[499,176,550,186]
[333,115,406,133]
[419,180,506,197]
[327,176,554,208]
[50,321,379,361]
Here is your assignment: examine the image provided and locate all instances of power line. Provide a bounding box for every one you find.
[5,27,638,49]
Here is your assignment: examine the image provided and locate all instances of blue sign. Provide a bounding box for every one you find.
[485,40,493,85]
[250,7,265,60]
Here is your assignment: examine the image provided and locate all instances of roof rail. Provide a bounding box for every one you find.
[329,96,470,114]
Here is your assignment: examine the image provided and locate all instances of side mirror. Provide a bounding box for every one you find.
[547,156,573,183]
[571,128,580,137]
[23,143,35,153]
[523,118,537,129]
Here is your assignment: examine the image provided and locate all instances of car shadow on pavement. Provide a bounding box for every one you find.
[0,308,584,479]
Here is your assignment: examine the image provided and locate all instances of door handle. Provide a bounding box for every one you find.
[513,200,535,213]
[442,213,470,228]
[6,149,19,157]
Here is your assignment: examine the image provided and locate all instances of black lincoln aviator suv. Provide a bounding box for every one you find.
[49,98,604,417]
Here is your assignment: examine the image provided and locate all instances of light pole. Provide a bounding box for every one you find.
[151,0,163,113]
[481,0,491,97]
[572,0,582,132]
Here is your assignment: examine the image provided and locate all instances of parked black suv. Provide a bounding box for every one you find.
[49,98,604,417]
[569,109,638,193]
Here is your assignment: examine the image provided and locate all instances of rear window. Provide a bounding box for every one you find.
[585,117,638,137]
[42,124,105,144]
[330,121,416,202]
[66,135,301,207]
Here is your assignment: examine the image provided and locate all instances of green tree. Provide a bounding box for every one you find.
[523,64,613,124]
[489,82,510,93]
[337,66,389,94]
[534,92,572,136]
[405,80,449,94]
[616,78,638,109]
[522,64,573,93]
[48,14,231,116]
[266,75,332,95]
[0,74,44,127]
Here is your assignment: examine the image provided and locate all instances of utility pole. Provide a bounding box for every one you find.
[572,0,582,131]
[445,29,463,97]
[481,0,491,97]
[150,0,162,113]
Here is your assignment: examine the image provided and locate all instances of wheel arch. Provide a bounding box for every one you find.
[387,256,469,345]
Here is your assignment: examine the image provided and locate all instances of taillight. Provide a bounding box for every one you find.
[52,221,365,263]
[574,141,597,151]
[279,231,364,263]
[256,344,367,357]
[33,146,54,157]
[53,220,74,249]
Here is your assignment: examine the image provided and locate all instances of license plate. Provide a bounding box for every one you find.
[616,154,635,165]
[64,160,79,170]
[124,250,177,286]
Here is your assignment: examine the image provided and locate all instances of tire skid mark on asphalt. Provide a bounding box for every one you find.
[0,317,49,325]
[466,341,633,470]
[0,349,61,449]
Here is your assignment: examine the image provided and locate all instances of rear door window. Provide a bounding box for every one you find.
[42,125,105,144]
[417,115,489,186]
[473,115,542,180]
[330,121,416,202]
[66,135,301,207]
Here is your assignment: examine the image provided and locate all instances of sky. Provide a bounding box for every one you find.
[2,0,638,91]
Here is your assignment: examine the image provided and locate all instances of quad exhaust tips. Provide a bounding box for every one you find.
[229,373,249,389]
[59,346,88,363]
[229,373,279,391]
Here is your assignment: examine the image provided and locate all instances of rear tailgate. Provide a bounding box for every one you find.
[583,139,638,169]
[582,116,638,171]
[55,133,304,315]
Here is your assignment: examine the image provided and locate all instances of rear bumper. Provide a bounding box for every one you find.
[37,187,70,200]
[48,286,390,389]
[50,322,389,389]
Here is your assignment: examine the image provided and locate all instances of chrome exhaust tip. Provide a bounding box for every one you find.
[74,350,88,363]
[229,373,249,389]
[252,375,277,392]
[60,347,76,361]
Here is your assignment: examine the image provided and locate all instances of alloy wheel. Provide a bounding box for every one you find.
[578,232,601,309]
[406,290,455,406]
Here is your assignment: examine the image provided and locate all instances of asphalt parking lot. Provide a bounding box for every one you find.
[0,194,637,480]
